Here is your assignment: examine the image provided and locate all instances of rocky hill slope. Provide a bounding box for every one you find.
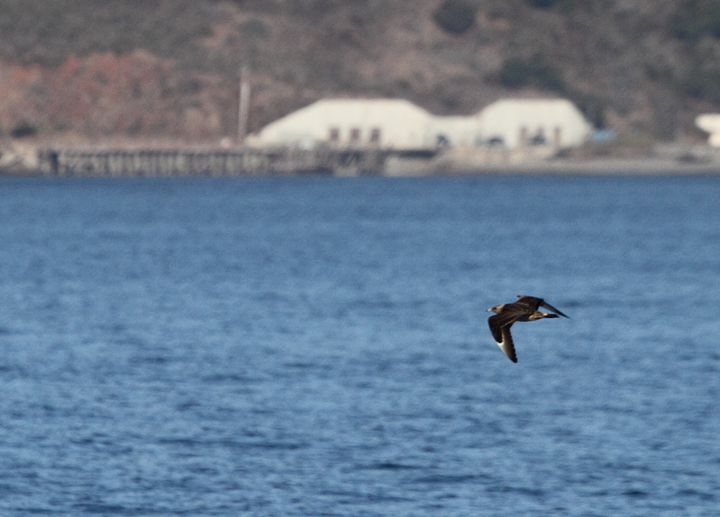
[1,0,719,144]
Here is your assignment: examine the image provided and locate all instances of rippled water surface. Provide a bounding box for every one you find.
[1,175,719,516]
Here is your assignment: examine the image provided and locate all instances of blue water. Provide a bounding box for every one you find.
[0,175,719,516]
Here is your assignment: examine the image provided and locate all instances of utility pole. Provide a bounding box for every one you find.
[238,66,251,145]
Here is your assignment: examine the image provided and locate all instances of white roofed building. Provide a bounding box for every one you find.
[476,99,592,149]
[249,97,592,153]
[250,98,436,150]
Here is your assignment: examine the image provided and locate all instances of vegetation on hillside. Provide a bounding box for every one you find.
[0,0,213,66]
[433,0,478,35]
[0,0,719,141]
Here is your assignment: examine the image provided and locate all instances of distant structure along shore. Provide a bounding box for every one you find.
[248,97,593,153]
[35,97,599,176]
[37,147,394,177]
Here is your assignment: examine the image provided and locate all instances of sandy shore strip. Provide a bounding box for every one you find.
[407,157,720,176]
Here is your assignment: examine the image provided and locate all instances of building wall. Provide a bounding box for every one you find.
[432,116,481,148]
[252,99,436,150]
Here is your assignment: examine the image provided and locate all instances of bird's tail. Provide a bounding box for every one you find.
[528,311,559,321]
[539,301,569,318]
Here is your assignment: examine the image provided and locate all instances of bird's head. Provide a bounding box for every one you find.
[487,304,504,314]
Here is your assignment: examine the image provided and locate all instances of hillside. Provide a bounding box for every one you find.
[1,0,719,144]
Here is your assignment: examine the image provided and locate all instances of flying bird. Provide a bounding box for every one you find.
[487,295,568,363]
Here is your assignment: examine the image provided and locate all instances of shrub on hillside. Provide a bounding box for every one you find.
[0,0,214,66]
[682,66,720,99]
[527,0,557,7]
[10,120,38,139]
[525,0,577,9]
[671,0,720,41]
[499,54,565,92]
[573,94,607,129]
[498,58,528,88]
[432,0,477,35]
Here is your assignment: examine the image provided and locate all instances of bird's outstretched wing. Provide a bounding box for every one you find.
[517,295,569,318]
[488,313,521,339]
[515,295,542,312]
[488,314,520,363]
[499,327,517,363]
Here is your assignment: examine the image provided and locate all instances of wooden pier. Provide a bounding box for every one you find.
[37,146,396,177]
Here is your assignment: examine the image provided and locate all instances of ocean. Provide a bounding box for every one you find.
[0,175,719,516]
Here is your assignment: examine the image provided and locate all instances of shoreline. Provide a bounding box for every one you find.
[2,140,720,177]
[384,154,720,176]
[2,158,719,177]
[436,157,720,176]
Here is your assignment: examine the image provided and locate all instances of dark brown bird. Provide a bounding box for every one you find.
[487,295,569,363]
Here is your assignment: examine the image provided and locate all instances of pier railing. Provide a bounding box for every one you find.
[37,147,396,177]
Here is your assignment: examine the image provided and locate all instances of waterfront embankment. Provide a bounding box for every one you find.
[2,140,720,176]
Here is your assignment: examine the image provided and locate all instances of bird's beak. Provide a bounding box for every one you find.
[486,308,492,312]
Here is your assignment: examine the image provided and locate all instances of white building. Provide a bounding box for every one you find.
[695,114,720,147]
[476,99,592,149]
[250,98,436,150]
[250,97,591,151]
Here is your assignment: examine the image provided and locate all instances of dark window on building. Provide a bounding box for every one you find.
[519,126,528,146]
[530,127,546,146]
[350,128,361,142]
[370,128,381,144]
[329,127,340,142]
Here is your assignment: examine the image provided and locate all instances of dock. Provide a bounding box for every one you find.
[36,147,411,177]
